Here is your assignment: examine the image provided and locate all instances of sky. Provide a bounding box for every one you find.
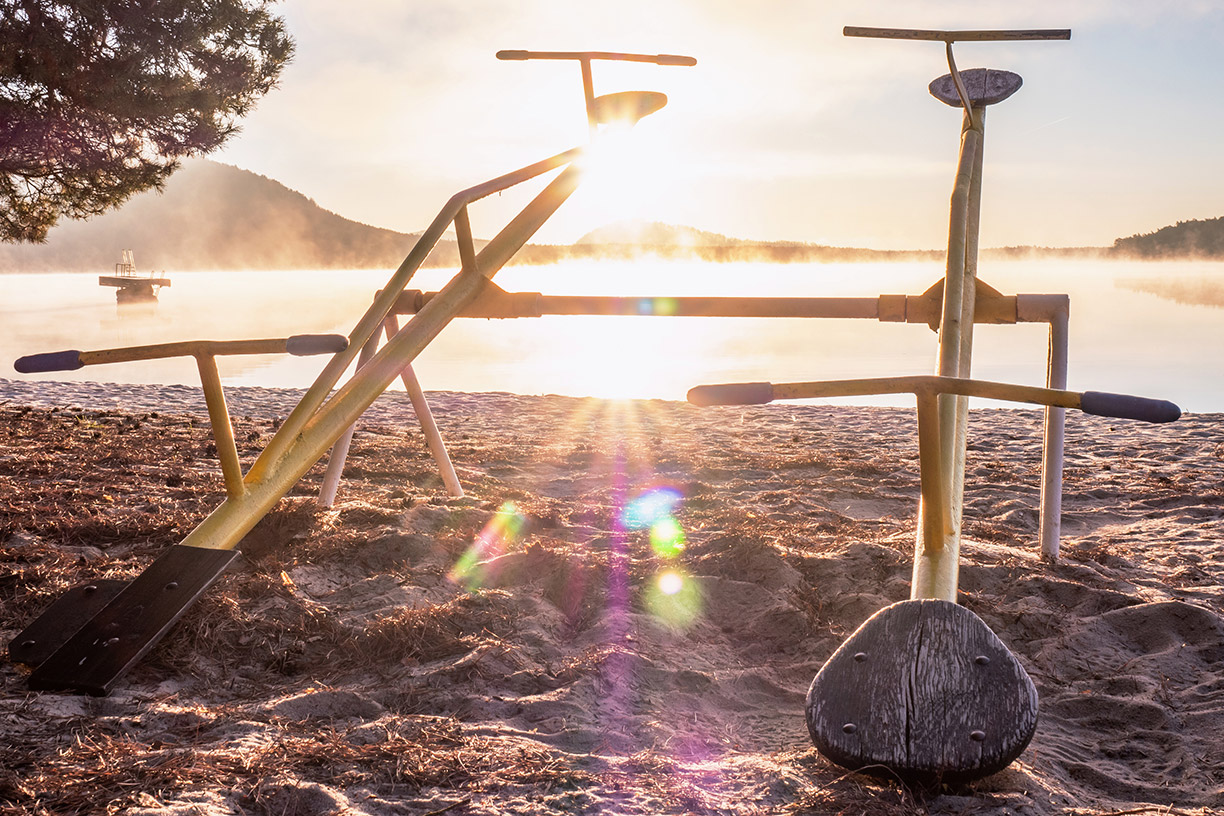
[214,0,1224,251]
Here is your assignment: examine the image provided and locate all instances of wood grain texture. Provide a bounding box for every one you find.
[806,599,1038,785]
[929,68,1023,108]
[29,545,240,696]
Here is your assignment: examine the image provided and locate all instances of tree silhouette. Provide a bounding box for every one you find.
[1,0,293,242]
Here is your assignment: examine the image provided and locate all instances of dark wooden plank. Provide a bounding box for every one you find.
[805,599,1038,785]
[8,579,129,666]
[929,68,1023,108]
[28,545,239,696]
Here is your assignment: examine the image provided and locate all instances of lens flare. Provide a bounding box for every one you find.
[646,568,702,629]
[448,501,526,589]
[622,486,683,531]
[657,570,684,596]
[649,517,686,558]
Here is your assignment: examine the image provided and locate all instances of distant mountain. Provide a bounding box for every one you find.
[558,219,942,263]
[1111,217,1224,259]
[0,160,461,272]
[4,161,1215,272]
[576,221,738,247]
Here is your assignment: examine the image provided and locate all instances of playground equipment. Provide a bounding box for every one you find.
[8,49,696,696]
[686,27,1183,784]
[314,53,1079,565]
[6,28,1184,789]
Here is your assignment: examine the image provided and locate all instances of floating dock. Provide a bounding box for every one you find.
[98,250,170,303]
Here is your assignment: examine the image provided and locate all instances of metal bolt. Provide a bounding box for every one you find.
[970,730,986,742]
[103,638,120,648]
[20,640,35,649]
[853,652,867,662]
[974,655,991,666]
[843,723,858,734]
[83,585,98,594]
[164,581,179,591]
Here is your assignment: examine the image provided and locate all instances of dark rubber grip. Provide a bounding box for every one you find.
[687,382,775,407]
[285,334,349,356]
[14,350,84,373]
[1080,391,1181,423]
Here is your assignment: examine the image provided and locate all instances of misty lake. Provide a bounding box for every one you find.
[3,258,1223,412]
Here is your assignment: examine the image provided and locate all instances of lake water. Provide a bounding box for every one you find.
[3,259,1223,412]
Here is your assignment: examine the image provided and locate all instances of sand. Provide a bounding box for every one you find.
[1,377,1221,815]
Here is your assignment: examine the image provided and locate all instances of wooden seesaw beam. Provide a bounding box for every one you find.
[9,51,696,696]
[9,152,587,696]
[364,285,1073,558]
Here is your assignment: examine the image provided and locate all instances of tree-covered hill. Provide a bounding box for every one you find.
[1111,217,1224,259]
[0,161,458,272]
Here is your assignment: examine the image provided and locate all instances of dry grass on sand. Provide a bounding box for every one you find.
[1,385,1222,815]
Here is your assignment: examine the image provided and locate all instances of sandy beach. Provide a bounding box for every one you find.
[1,377,1221,815]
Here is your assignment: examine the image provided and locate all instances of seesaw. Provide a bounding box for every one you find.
[684,27,1183,785]
[316,37,1081,563]
[8,49,696,695]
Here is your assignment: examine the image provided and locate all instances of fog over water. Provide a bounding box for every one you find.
[3,259,1222,412]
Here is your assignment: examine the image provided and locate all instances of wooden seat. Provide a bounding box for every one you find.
[806,598,1038,785]
[929,68,1022,107]
[591,91,668,125]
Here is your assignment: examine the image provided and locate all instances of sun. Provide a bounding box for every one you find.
[577,124,683,227]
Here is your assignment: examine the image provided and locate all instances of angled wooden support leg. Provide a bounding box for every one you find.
[384,313,464,498]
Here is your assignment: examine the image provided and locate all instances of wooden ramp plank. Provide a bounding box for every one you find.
[8,579,128,667]
[806,599,1037,785]
[28,545,239,696]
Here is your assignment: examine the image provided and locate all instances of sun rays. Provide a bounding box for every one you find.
[447,397,704,632]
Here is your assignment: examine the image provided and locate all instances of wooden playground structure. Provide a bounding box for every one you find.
[8,30,1184,786]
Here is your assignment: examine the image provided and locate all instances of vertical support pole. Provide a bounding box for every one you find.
[912,106,984,602]
[384,315,464,498]
[915,388,950,549]
[580,57,598,139]
[1039,303,1069,559]
[317,332,381,508]
[195,354,246,501]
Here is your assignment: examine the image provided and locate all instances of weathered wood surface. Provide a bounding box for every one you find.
[929,68,1023,108]
[806,599,1038,785]
[28,545,240,696]
[8,579,127,666]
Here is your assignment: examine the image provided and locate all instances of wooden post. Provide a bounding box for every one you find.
[195,354,246,501]
[912,108,983,602]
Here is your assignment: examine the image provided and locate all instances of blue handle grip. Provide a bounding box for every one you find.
[1080,391,1181,423]
[285,334,349,356]
[14,350,84,373]
[687,382,775,407]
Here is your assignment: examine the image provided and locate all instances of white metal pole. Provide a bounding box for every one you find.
[383,315,464,497]
[1039,302,1069,559]
[317,334,380,508]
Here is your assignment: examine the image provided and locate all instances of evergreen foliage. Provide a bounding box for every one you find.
[0,0,292,242]
[1111,217,1224,259]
